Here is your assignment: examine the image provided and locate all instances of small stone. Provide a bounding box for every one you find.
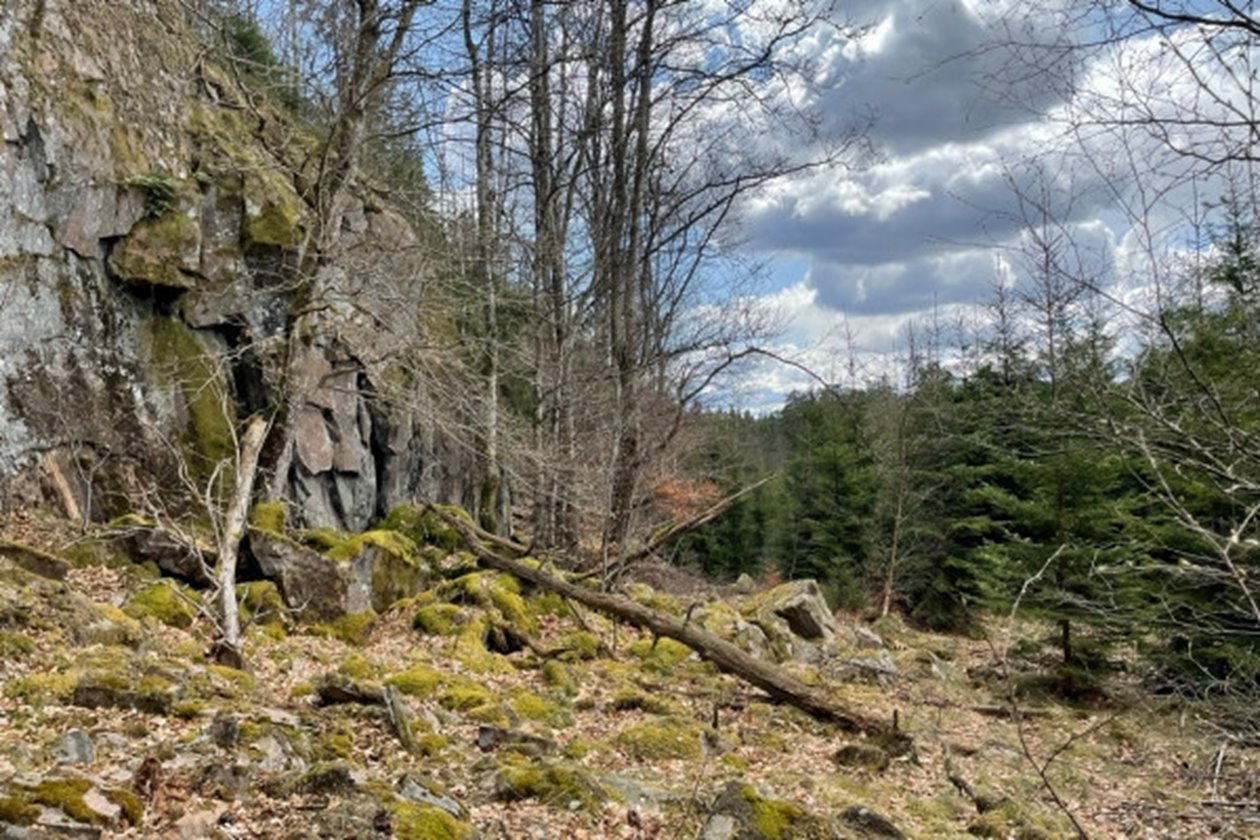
[53,729,95,765]
[207,714,240,749]
[853,625,885,649]
[397,774,465,820]
[840,805,906,839]
[832,743,890,773]
[80,789,120,823]
[731,573,757,595]
[699,813,737,840]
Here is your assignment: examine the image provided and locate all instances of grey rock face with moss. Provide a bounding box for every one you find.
[0,0,479,528]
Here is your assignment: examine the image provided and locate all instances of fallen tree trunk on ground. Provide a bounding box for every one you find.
[431,506,903,740]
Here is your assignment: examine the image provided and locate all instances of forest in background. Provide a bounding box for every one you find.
[178,0,1260,705]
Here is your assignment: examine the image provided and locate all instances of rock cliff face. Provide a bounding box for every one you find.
[0,0,472,527]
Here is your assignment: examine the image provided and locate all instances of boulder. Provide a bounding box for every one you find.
[742,579,837,662]
[118,525,213,587]
[699,781,841,840]
[248,531,346,620]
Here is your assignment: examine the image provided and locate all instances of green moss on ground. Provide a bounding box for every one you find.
[627,637,693,673]
[5,670,80,705]
[541,659,575,694]
[123,581,198,628]
[0,795,39,825]
[386,664,446,698]
[310,611,376,646]
[615,717,704,761]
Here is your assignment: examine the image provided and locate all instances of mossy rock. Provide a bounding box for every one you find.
[386,664,446,698]
[705,781,836,840]
[123,581,198,628]
[236,580,286,627]
[337,653,379,682]
[508,688,571,727]
[380,504,471,552]
[332,530,430,613]
[18,777,101,825]
[0,539,71,580]
[453,614,516,675]
[558,630,602,661]
[110,209,200,289]
[440,571,536,634]
[609,689,682,717]
[72,667,177,715]
[142,316,234,482]
[242,168,304,247]
[627,637,693,673]
[249,501,287,533]
[105,787,144,826]
[832,742,891,773]
[413,603,470,636]
[615,717,704,761]
[85,603,145,647]
[392,802,475,840]
[491,756,612,812]
[437,679,495,712]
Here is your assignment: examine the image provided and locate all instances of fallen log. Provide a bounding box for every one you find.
[430,505,903,740]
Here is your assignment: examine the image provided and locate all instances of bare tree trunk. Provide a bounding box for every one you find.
[214,415,268,667]
[881,490,904,618]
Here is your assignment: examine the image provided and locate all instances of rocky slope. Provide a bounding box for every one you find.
[0,0,477,528]
[0,508,1255,839]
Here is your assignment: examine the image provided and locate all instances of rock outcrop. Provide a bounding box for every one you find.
[0,0,480,529]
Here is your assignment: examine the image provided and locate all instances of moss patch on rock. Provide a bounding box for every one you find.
[386,664,446,698]
[380,503,471,552]
[20,777,100,824]
[110,209,200,289]
[86,603,145,647]
[249,501,287,533]
[143,316,234,482]
[392,802,475,840]
[413,603,470,636]
[491,756,611,812]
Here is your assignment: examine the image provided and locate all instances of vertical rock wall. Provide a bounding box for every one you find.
[0,0,478,528]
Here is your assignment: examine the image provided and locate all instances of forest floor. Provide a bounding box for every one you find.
[0,509,1257,839]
